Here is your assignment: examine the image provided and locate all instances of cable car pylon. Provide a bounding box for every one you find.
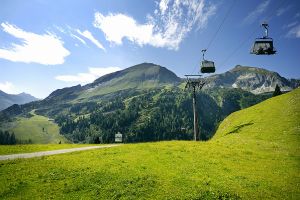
[184,75,205,141]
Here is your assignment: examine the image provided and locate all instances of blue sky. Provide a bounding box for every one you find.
[0,0,300,98]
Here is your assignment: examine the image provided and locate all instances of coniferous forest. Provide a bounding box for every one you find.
[0,130,16,145]
[53,87,269,143]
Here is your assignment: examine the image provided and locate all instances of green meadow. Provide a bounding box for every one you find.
[0,89,299,199]
[5,111,68,144]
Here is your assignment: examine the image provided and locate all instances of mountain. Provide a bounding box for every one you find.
[89,62,181,88]
[204,65,299,94]
[0,63,297,143]
[0,90,38,111]
[44,63,181,104]
[40,64,299,104]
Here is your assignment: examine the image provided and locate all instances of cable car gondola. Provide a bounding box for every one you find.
[250,22,276,55]
[200,49,215,73]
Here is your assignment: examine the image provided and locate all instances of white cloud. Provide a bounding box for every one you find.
[283,21,298,29]
[55,67,121,84]
[243,0,270,24]
[0,22,70,65]
[93,0,216,50]
[55,25,87,46]
[70,33,86,45]
[54,25,66,34]
[276,5,291,17]
[159,0,169,15]
[0,81,16,94]
[94,13,154,46]
[287,24,300,38]
[76,29,106,51]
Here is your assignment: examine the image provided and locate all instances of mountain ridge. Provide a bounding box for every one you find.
[45,63,181,103]
[0,90,38,111]
[204,65,299,94]
[86,62,181,89]
[43,63,299,103]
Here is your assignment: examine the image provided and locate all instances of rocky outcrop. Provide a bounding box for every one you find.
[204,65,299,94]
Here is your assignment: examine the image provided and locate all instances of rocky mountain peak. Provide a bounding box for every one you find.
[205,65,297,94]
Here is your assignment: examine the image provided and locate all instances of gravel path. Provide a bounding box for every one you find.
[0,144,121,161]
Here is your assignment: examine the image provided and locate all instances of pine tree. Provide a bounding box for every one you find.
[0,130,3,144]
[10,132,16,145]
[273,84,282,97]
[4,131,10,144]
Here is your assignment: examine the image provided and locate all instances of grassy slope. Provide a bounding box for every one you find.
[211,88,300,198]
[0,89,299,199]
[10,112,68,144]
[76,81,174,103]
[214,88,300,140]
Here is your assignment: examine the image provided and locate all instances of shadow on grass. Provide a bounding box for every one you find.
[225,122,254,135]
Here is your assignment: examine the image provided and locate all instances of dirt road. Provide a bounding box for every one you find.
[0,144,121,161]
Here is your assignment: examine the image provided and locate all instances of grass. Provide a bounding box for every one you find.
[9,111,68,144]
[0,89,299,199]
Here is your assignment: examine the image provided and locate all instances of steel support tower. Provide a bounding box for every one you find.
[185,75,205,141]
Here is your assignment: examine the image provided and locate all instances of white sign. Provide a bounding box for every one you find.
[115,132,122,142]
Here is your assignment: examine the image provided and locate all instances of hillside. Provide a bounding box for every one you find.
[204,65,299,94]
[1,110,68,144]
[214,88,300,140]
[0,90,38,111]
[0,89,299,199]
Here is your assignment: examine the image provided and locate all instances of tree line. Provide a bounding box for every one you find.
[0,130,16,145]
[55,88,222,144]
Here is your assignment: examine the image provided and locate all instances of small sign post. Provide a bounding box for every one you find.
[115,132,122,143]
